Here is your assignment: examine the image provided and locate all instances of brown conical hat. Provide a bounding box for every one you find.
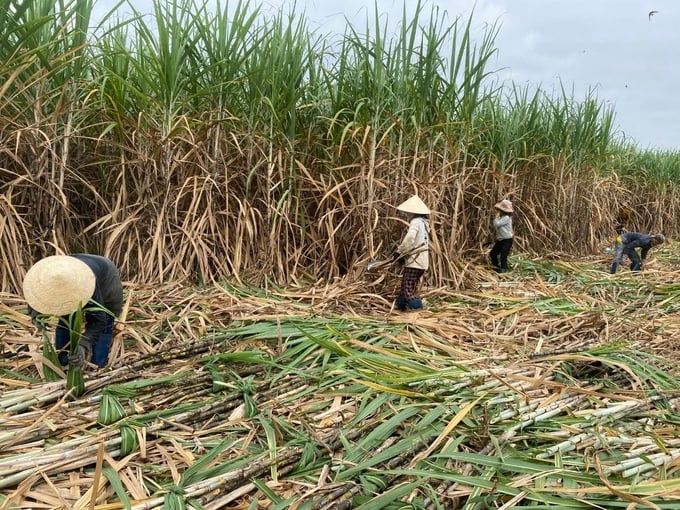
[494,199,514,213]
[396,195,430,215]
[23,256,96,316]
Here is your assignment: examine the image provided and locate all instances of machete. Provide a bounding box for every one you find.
[366,242,426,272]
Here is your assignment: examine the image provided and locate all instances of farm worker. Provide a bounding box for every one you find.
[23,254,123,368]
[490,199,514,273]
[616,206,632,235]
[610,232,665,274]
[393,195,430,311]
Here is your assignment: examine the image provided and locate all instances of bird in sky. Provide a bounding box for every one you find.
[648,10,659,21]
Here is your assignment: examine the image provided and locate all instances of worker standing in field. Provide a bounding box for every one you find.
[393,195,430,311]
[23,254,124,368]
[610,232,665,274]
[490,199,514,273]
[615,205,632,235]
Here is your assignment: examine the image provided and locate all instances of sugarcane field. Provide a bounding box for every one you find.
[4,0,680,509]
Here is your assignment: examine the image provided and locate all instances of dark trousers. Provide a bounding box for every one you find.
[396,267,425,311]
[490,238,513,270]
[625,247,642,270]
[55,315,115,367]
[612,241,643,272]
[55,319,71,366]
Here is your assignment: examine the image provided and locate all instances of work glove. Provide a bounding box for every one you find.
[31,314,47,331]
[69,345,86,369]
[28,307,47,331]
[70,339,93,367]
[81,338,93,357]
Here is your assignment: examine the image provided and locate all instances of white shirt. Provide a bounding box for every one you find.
[398,216,430,270]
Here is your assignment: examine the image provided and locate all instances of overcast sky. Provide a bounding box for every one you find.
[94,0,680,151]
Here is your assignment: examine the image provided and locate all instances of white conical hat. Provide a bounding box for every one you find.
[396,195,430,215]
[23,256,96,316]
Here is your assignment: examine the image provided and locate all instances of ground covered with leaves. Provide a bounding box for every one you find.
[2,248,680,509]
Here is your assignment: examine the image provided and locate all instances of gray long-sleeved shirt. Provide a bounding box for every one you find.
[493,214,513,240]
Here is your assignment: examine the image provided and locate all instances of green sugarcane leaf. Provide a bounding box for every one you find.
[258,414,279,480]
[102,467,132,509]
[252,478,285,505]
[41,332,62,381]
[66,303,85,397]
[180,439,234,487]
[354,480,423,510]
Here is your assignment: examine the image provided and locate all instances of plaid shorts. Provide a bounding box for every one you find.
[401,267,425,299]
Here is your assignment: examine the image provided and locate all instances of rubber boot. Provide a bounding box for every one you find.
[395,295,408,311]
[407,298,423,310]
[92,316,115,367]
[610,262,618,274]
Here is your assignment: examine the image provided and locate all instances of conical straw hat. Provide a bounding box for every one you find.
[396,195,430,215]
[494,199,513,213]
[23,256,96,316]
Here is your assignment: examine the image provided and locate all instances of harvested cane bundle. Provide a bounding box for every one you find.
[41,329,62,382]
[65,304,85,398]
